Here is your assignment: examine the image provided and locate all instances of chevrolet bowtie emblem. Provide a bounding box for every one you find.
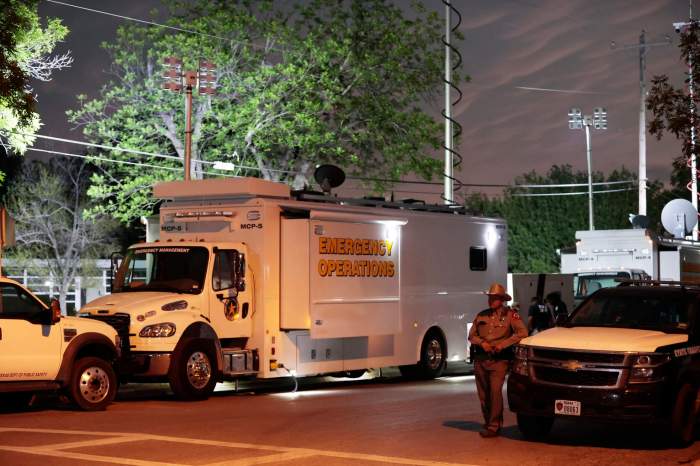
[562,360,583,371]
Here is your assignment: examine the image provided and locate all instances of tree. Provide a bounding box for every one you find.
[5,157,118,312]
[647,22,700,199]
[465,165,667,273]
[0,0,72,158]
[68,0,458,223]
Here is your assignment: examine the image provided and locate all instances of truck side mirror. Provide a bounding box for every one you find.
[110,251,124,292]
[50,299,61,324]
[232,251,246,292]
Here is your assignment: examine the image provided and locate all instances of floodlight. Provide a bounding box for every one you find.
[593,107,608,130]
[162,56,183,92]
[198,60,217,95]
[568,108,583,129]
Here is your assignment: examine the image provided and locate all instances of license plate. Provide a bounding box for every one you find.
[554,400,581,416]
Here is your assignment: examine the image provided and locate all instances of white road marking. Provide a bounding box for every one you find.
[0,444,184,466]
[0,426,483,466]
[205,451,319,466]
[36,435,142,451]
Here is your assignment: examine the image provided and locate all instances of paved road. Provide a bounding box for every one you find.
[1,371,699,466]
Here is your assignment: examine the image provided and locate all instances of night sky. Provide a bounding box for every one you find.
[32,0,692,200]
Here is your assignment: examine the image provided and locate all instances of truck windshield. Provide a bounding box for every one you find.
[575,273,630,299]
[114,247,209,294]
[565,293,690,333]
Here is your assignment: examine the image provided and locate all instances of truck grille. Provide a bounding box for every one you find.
[532,348,625,365]
[85,313,131,355]
[533,366,620,387]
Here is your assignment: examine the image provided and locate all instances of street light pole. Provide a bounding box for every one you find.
[569,107,608,231]
[585,122,594,230]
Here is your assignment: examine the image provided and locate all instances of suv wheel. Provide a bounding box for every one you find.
[517,413,554,439]
[671,383,700,447]
[169,340,217,400]
[68,357,117,411]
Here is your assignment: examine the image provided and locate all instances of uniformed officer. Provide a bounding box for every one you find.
[468,283,528,438]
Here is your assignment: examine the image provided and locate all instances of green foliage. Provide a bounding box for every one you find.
[0,0,69,159]
[647,22,700,197]
[465,165,668,273]
[68,0,460,223]
[0,0,38,129]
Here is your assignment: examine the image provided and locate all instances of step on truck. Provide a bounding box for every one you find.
[0,277,119,410]
[80,177,507,399]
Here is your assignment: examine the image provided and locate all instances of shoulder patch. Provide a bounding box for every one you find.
[512,312,521,320]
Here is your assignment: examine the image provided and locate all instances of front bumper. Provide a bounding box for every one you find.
[507,373,669,422]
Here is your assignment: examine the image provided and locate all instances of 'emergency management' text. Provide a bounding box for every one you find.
[317,237,395,278]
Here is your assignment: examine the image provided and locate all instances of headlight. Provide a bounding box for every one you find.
[139,323,176,338]
[633,353,670,366]
[629,352,669,382]
[162,300,188,311]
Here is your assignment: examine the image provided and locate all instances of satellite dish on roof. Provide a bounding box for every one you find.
[661,199,698,238]
[314,164,345,195]
[628,214,650,229]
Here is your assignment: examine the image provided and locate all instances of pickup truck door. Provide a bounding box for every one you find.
[208,246,253,340]
[0,283,62,381]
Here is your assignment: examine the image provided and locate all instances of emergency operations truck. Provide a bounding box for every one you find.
[79,177,507,400]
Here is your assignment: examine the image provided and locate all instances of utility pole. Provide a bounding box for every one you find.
[611,30,671,217]
[674,1,699,239]
[162,58,217,181]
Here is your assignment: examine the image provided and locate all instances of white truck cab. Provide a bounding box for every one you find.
[0,277,119,410]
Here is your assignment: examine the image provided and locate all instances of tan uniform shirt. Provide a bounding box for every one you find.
[468,306,528,357]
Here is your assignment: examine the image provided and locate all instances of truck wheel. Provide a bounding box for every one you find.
[418,332,446,379]
[517,413,554,439]
[671,383,700,447]
[68,357,117,411]
[169,340,217,400]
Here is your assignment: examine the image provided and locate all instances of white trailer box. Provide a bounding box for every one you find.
[82,178,507,399]
[507,273,574,314]
[560,228,700,304]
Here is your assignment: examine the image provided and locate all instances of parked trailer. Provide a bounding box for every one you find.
[560,228,700,304]
[80,177,507,399]
[506,273,574,314]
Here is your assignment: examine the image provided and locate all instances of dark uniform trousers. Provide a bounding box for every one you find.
[468,306,528,433]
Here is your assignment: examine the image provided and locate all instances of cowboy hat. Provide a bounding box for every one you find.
[484,283,512,301]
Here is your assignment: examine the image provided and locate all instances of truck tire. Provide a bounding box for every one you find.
[400,332,446,380]
[169,340,217,401]
[68,357,117,411]
[517,413,554,439]
[671,383,700,447]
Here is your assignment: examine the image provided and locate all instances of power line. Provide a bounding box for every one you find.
[14,131,298,175]
[27,147,236,178]
[44,0,283,52]
[512,187,635,197]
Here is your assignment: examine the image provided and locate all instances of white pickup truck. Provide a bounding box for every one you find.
[0,277,119,410]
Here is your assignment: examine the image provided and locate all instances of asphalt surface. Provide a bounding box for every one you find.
[1,369,699,466]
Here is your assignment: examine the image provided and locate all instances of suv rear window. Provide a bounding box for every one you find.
[567,291,690,333]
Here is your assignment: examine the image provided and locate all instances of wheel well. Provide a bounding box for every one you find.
[75,343,116,363]
[173,322,222,379]
[422,326,447,359]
